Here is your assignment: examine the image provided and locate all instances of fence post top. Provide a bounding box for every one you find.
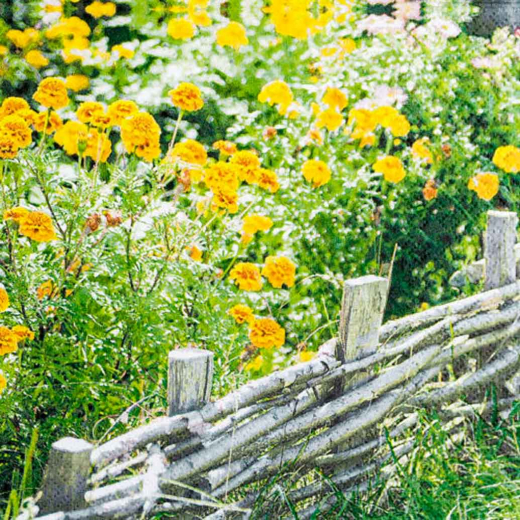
[169,348,214,361]
[487,210,518,219]
[344,274,388,287]
[52,437,93,453]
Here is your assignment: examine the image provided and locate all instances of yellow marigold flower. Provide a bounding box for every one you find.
[85,1,116,18]
[243,214,273,235]
[12,325,35,341]
[373,156,406,183]
[388,114,410,137]
[347,108,377,137]
[0,327,18,356]
[37,280,58,300]
[84,129,112,163]
[121,112,161,161]
[112,44,134,59]
[54,121,88,155]
[76,101,105,124]
[229,262,263,291]
[186,244,202,261]
[262,256,296,288]
[0,373,6,394]
[373,106,399,127]
[3,207,28,222]
[0,97,30,117]
[25,49,49,69]
[33,77,69,110]
[91,112,112,128]
[213,140,237,155]
[230,150,261,184]
[33,111,63,134]
[249,318,285,349]
[422,179,438,201]
[468,172,499,201]
[302,159,331,188]
[300,350,317,362]
[0,136,18,159]
[0,286,9,313]
[322,87,348,111]
[167,18,196,40]
[211,187,239,214]
[169,82,204,112]
[6,28,39,49]
[171,139,207,166]
[307,128,323,145]
[228,304,255,324]
[339,38,356,56]
[0,115,32,148]
[493,145,520,173]
[245,354,264,372]
[0,45,8,56]
[258,168,280,193]
[258,80,293,113]
[216,21,249,49]
[204,161,239,192]
[65,74,90,92]
[46,16,91,39]
[107,100,139,126]
[19,211,57,242]
[316,108,343,132]
[412,138,433,164]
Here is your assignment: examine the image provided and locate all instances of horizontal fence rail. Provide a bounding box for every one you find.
[17,210,520,520]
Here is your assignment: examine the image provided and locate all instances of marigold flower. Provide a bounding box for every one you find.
[322,87,348,111]
[242,214,273,235]
[85,1,116,18]
[33,111,63,134]
[171,139,207,166]
[112,44,134,59]
[302,159,331,188]
[0,115,32,148]
[230,150,261,184]
[6,28,39,49]
[249,318,285,349]
[85,129,112,163]
[339,38,356,56]
[263,127,277,140]
[25,49,49,69]
[107,100,139,126]
[65,74,90,92]
[19,211,58,242]
[211,187,239,214]
[121,112,161,161]
[213,140,237,155]
[3,207,28,222]
[187,245,203,261]
[33,78,69,110]
[229,262,263,291]
[37,280,58,300]
[54,121,88,156]
[205,162,239,192]
[412,138,433,164]
[258,168,280,193]
[373,156,406,183]
[245,355,264,371]
[216,21,249,49]
[493,145,520,173]
[258,80,293,114]
[12,325,35,341]
[0,136,18,159]
[316,108,343,132]
[422,179,438,201]
[76,101,105,124]
[0,97,30,118]
[228,304,255,324]
[0,286,9,313]
[0,327,18,356]
[0,373,6,394]
[46,16,91,39]
[262,256,296,288]
[167,18,196,39]
[169,83,204,112]
[468,172,499,201]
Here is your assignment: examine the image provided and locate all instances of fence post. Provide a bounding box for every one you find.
[38,437,93,514]
[168,348,214,416]
[338,275,389,364]
[484,210,518,291]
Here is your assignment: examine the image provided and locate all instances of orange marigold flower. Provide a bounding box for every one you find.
[373,156,406,183]
[422,179,438,201]
[258,168,280,193]
[169,82,204,112]
[263,127,277,140]
[65,74,90,92]
[19,211,58,242]
[322,87,348,111]
[76,101,105,124]
[229,262,263,291]
[468,172,499,201]
[0,136,19,159]
[0,286,9,313]
[493,145,520,173]
[187,244,203,261]
[167,18,196,39]
[12,325,35,341]
[171,139,207,166]
[0,97,30,118]
[107,100,139,126]
[228,304,255,324]
[0,115,32,148]
[121,112,161,161]
[302,159,331,188]
[230,150,261,184]
[213,140,237,155]
[33,77,69,110]
[3,207,29,222]
[242,214,273,235]
[205,162,239,192]
[0,327,18,356]
[261,256,296,288]
[216,21,249,49]
[33,111,63,134]
[37,280,58,300]
[249,318,285,349]
[211,187,239,214]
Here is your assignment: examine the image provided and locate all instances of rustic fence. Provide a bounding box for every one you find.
[17,209,520,520]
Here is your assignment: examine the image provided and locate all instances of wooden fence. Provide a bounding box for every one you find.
[17,209,520,520]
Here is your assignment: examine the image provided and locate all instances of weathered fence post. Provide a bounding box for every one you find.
[38,437,93,515]
[168,348,214,416]
[484,210,518,291]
